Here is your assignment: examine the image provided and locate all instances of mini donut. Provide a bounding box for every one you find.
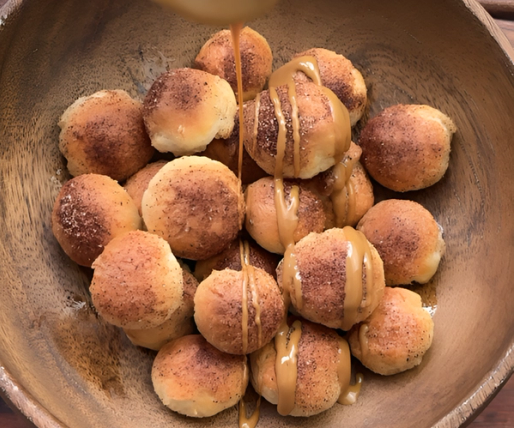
[358,104,457,192]
[277,227,385,331]
[194,268,284,355]
[194,238,280,281]
[243,80,351,179]
[58,89,154,181]
[245,177,326,254]
[143,68,237,156]
[357,199,445,285]
[293,48,367,126]
[124,267,198,350]
[250,318,351,417]
[142,156,244,260]
[194,26,273,101]
[90,230,183,330]
[124,160,168,215]
[348,287,434,375]
[152,334,248,418]
[51,174,142,267]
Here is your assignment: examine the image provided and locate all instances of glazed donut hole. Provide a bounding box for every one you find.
[124,160,168,216]
[244,177,326,254]
[194,267,284,355]
[348,287,434,376]
[194,237,280,281]
[359,104,457,192]
[357,199,445,286]
[194,26,273,101]
[250,318,351,417]
[243,80,351,179]
[152,334,248,418]
[293,48,367,127]
[277,227,385,331]
[143,68,237,156]
[58,89,154,181]
[124,267,199,351]
[142,156,245,260]
[51,173,142,267]
[90,230,183,330]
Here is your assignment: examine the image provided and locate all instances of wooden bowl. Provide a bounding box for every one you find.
[0,0,513,426]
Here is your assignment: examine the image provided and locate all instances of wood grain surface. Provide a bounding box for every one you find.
[0,1,513,428]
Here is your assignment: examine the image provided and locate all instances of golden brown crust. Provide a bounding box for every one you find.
[357,199,446,285]
[142,156,245,260]
[51,174,142,267]
[244,176,326,254]
[359,104,457,192]
[243,81,349,179]
[250,319,344,416]
[143,68,237,156]
[194,268,284,355]
[348,287,434,375]
[124,160,168,215]
[194,27,273,101]
[194,238,280,281]
[152,335,248,417]
[58,90,154,181]
[90,230,183,329]
[278,228,385,330]
[294,48,367,126]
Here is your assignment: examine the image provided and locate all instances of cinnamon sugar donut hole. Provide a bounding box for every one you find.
[152,334,248,418]
[250,319,351,416]
[143,68,237,156]
[194,27,273,101]
[359,104,457,192]
[90,230,183,330]
[357,199,445,285]
[194,268,284,355]
[58,90,154,181]
[142,156,245,260]
[124,160,167,216]
[245,177,326,254]
[51,174,142,267]
[348,287,434,375]
[124,267,198,350]
[293,48,367,126]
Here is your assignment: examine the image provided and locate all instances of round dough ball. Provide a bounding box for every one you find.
[278,227,385,331]
[243,81,351,179]
[357,199,445,285]
[194,268,284,355]
[194,26,273,101]
[294,48,367,126]
[51,174,142,267]
[124,267,198,350]
[124,160,168,215]
[245,177,326,254]
[359,104,457,192]
[348,287,434,375]
[152,335,248,418]
[143,68,237,156]
[250,318,350,416]
[194,238,280,281]
[142,156,244,260]
[58,90,154,181]
[90,230,183,329]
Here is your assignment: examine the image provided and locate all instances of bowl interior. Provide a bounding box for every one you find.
[1,0,514,427]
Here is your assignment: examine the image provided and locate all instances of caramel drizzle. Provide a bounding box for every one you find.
[340,226,374,331]
[331,154,359,227]
[274,320,302,416]
[335,337,363,405]
[340,373,364,405]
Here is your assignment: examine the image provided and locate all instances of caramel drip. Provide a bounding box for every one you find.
[359,323,370,360]
[331,155,359,227]
[268,55,322,87]
[239,240,250,354]
[244,241,262,348]
[340,227,374,331]
[274,320,302,416]
[339,373,364,405]
[230,22,245,183]
[336,337,352,403]
[239,396,261,428]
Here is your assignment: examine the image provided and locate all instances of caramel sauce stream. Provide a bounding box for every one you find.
[331,153,359,227]
[274,320,303,416]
